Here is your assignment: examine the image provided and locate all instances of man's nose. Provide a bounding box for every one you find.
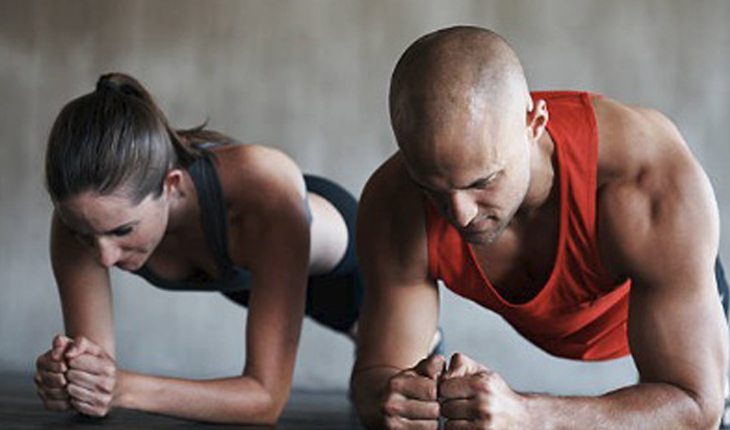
[95,237,122,268]
[448,191,478,228]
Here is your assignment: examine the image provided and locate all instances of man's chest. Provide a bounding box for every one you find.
[470,205,560,304]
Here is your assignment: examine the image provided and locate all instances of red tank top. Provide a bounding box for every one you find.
[425,91,631,361]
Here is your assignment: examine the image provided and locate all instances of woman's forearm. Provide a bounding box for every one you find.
[114,369,286,424]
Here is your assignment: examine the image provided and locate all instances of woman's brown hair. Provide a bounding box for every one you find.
[45,73,236,204]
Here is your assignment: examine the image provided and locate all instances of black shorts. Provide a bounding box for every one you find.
[222,175,362,334]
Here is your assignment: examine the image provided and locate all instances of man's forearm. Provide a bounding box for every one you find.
[350,366,401,429]
[115,370,286,424]
[526,382,722,430]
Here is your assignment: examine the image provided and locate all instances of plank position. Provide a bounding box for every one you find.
[34,73,363,424]
[351,26,729,429]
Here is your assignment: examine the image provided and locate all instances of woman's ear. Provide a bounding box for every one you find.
[163,169,184,199]
[526,98,549,142]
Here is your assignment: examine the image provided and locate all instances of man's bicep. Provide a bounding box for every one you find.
[355,274,439,371]
[354,156,438,371]
[598,140,727,402]
[355,205,439,370]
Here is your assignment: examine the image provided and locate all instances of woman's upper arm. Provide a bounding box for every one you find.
[50,211,115,357]
[226,148,310,409]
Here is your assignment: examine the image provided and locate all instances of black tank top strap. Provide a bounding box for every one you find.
[188,153,235,276]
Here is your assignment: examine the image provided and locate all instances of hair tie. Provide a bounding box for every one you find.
[95,75,120,93]
[95,74,144,99]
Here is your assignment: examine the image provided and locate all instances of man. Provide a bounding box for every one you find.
[350,25,728,429]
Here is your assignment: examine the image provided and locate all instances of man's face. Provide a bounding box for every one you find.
[404,104,532,245]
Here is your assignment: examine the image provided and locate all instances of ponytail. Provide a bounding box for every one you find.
[45,72,237,204]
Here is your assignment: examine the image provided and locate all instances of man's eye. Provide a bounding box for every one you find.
[416,183,438,195]
[74,233,93,246]
[473,173,500,189]
[111,226,133,237]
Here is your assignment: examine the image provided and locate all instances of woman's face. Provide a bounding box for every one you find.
[57,189,170,271]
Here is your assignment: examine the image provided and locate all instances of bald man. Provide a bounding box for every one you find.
[350,26,729,429]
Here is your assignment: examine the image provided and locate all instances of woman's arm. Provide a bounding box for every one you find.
[50,212,116,355]
[35,211,116,413]
[109,147,311,424]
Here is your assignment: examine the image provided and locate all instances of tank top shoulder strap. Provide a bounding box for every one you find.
[187,152,236,276]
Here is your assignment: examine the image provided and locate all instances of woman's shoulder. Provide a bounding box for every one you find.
[211,143,293,170]
[210,144,307,212]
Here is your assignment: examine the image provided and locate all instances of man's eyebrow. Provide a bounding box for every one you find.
[411,178,437,191]
[412,171,500,192]
[102,221,139,235]
[462,171,500,189]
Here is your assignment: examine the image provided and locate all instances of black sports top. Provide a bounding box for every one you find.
[134,154,256,292]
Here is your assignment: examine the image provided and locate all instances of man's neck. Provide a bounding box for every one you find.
[515,131,557,222]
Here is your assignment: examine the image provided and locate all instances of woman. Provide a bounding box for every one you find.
[33,73,362,424]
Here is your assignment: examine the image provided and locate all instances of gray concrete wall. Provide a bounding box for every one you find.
[0,0,727,393]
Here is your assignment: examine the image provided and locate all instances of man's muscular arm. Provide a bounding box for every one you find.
[350,154,443,429]
[530,99,727,429]
[437,99,728,430]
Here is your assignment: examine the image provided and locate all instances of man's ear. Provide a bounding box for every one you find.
[526,98,549,142]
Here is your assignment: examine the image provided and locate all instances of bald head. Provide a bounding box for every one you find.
[389,26,531,162]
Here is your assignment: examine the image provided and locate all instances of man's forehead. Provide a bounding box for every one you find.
[404,147,504,191]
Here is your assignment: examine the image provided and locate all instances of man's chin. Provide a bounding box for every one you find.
[459,227,504,245]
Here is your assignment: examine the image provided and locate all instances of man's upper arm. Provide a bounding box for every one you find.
[354,154,440,371]
[597,104,727,412]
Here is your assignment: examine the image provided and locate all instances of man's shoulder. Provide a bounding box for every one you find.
[592,96,689,187]
[592,97,716,278]
[358,151,429,256]
[362,151,420,208]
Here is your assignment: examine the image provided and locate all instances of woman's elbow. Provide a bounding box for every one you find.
[232,386,289,425]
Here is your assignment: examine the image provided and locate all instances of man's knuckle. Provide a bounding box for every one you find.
[383,415,404,430]
[429,401,441,417]
[425,383,438,400]
[101,379,114,393]
[87,407,103,417]
[66,383,79,397]
[381,397,402,416]
[425,422,439,430]
[387,376,405,393]
[476,400,492,420]
[471,373,491,391]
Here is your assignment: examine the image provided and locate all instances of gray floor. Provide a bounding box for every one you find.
[8,372,729,429]
[0,373,364,429]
